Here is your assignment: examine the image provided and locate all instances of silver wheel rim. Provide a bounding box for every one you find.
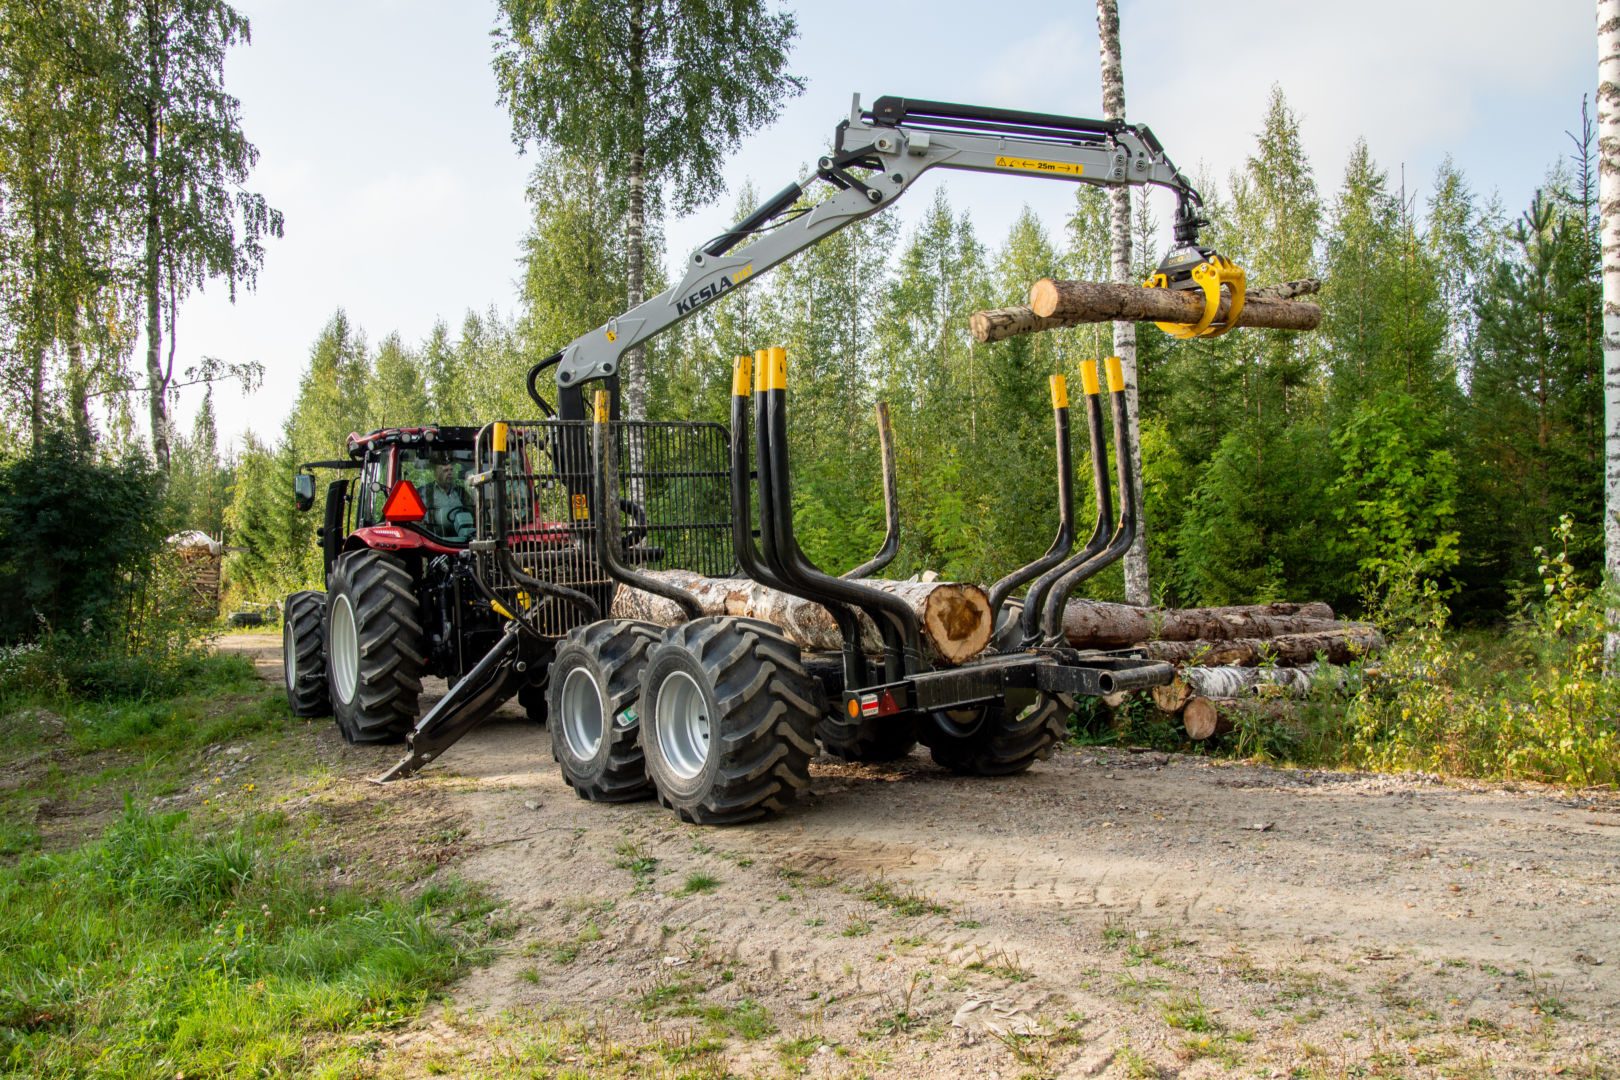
[559,665,605,760]
[283,618,296,694]
[655,669,711,781]
[330,593,359,705]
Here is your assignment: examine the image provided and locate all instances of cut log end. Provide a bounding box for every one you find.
[1183,697,1235,741]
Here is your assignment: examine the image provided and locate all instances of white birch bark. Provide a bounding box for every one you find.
[1096,0,1149,604]
[1600,0,1620,666]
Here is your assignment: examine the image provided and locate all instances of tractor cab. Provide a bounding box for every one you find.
[294,427,481,575]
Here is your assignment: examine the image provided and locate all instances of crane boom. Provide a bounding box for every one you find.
[541,94,1229,412]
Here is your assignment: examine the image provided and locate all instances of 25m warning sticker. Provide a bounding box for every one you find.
[995,155,1084,177]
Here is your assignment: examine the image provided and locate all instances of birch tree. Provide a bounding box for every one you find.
[1599,0,1620,664]
[491,0,802,421]
[1095,0,1150,604]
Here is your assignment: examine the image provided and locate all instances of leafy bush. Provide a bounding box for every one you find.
[1344,517,1618,787]
[0,434,214,698]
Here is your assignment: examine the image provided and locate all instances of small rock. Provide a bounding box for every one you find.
[661,955,687,967]
[1243,822,1275,832]
[1575,952,1604,966]
[524,800,541,811]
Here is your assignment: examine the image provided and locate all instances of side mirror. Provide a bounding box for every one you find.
[293,473,316,513]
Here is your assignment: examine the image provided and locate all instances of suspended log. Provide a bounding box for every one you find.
[1062,599,1336,649]
[1249,279,1322,302]
[969,306,1075,343]
[1028,278,1323,331]
[1138,625,1383,668]
[1152,663,1329,714]
[610,570,992,665]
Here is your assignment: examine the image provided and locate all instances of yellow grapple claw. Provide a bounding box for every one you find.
[1144,254,1247,340]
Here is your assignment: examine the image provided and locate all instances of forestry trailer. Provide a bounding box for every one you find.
[283,94,1249,824]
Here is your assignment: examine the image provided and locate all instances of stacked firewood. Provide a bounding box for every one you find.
[613,574,1380,740]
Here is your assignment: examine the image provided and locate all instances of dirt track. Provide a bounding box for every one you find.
[225,633,1620,1077]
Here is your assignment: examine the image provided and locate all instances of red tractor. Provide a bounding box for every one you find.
[282,426,554,742]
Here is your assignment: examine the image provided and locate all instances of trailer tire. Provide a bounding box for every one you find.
[918,690,1069,776]
[815,712,918,763]
[548,620,661,802]
[326,550,425,744]
[640,617,818,826]
[283,590,330,717]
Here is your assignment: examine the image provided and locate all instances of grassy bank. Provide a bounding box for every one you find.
[0,650,500,1077]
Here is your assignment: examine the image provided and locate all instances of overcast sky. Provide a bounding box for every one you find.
[177,0,1594,448]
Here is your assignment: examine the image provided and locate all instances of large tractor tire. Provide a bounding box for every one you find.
[547,619,661,802]
[815,711,918,763]
[283,590,330,717]
[325,550,425,744]
[917,690,1070,776]
[639,617,818,826]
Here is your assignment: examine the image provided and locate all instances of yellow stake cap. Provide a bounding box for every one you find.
[753,349,769,392]
[732,354,752,397]
[492,421,509,453]
[762,346,788,391]
[1049,374,1069,409]
[1079,360,1100,397]
[1105,355,1125,392]
[592,389,611,424]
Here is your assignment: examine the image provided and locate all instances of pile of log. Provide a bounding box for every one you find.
[613,575,1380,740]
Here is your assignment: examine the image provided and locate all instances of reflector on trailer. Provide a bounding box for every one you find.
[382,479,426,523]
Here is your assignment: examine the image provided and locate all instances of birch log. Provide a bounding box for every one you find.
[610,570,992,665]
[1137,625,1383,667]
[1028,278,1323,331]
[1152,663,1328,714]
[1062,599,1336,648]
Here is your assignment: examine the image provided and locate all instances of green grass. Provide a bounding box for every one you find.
[0,802,491,1077]
[679,871,721,895]
[857,878,949,917]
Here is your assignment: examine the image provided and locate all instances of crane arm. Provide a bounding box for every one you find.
[545,93,1231,405]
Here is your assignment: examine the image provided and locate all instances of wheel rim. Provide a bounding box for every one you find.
[283,618,297,694]
[330,593,359,705]
[559,665,605,759]
[934,706,987,739]
[655,669,711,781]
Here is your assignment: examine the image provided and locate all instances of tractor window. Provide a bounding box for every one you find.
[398,445,477,542]
[356,453,387,528]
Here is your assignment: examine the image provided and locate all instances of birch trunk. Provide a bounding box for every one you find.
[622,0,648,423]
[1152,663,1332,714]
[1062,598,1335,648]
[1137,625,1383,667]
[1096,0,1149,605]
[1599,0,1620,667]
[142,0,170,469]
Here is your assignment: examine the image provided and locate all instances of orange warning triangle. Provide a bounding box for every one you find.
[382,479,426,523]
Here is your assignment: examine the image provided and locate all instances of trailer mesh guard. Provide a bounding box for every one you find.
[472,419,734,638]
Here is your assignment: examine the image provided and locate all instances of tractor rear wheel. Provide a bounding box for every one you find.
[325,550,424,744]
[815,711,918,763]
[547,619,661,802]
[918,690,1069,776]
[283,590,330,717]
[640,617,818,826]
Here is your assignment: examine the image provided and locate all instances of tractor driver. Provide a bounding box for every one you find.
[422,459,469,536]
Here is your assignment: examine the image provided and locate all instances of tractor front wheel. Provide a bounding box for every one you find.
[283,590,330,717]
[326,550,425,744]
[547,620,661,802]
[639,617,818,826]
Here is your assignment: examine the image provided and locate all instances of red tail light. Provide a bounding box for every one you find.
[382,479,426,523]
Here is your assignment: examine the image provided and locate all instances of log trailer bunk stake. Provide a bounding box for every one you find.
[373,95,1247,821]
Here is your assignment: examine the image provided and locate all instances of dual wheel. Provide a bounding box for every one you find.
[548,616,819,825]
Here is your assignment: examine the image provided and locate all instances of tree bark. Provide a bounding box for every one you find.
[1027,278,1323,330]
[969,307,1074,343]
[1250,279,1322,301]
[622,0,648,423]
[1137,625,1383,667]
[1094,0,1149,605]
[1152,662,1330,714]
[1599,0,1620,668]
[142,0,170,470]
[611,570,993,665]
[1062,599,1335,648]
